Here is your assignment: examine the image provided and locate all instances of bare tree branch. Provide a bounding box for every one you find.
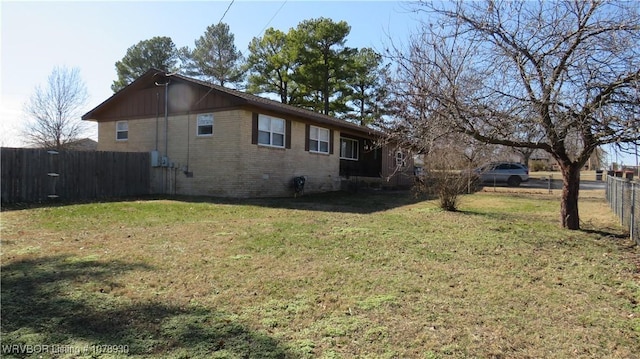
[22,66,89,150]
[384,0,640,229]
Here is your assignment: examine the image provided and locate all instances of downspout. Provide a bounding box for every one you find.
[185,110,191,176]
[154,76,170,194]
[154,76,170,157]
[164,81,169,194]
[164,80,169,160]
[155,92,159,151]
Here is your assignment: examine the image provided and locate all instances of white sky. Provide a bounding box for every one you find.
[1,0,637,166]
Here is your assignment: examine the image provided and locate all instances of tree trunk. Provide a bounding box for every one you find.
[560,163,581,230]
[280,78,287,104]
[522,151,532,168]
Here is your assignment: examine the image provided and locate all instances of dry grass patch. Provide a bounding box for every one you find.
[1,191,638,358]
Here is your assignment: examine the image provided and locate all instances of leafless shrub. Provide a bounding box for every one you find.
[413,136,483,211]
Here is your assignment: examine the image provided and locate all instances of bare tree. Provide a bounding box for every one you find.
[385,0,640,229]
[23,66,89,150]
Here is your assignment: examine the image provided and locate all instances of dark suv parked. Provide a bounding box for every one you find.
[474,162,529,187]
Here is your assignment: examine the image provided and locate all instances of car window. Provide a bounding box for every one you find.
[496,164,510,170]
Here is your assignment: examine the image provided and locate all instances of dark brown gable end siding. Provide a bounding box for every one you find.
[169,82,245,114]
[83,78,245,122]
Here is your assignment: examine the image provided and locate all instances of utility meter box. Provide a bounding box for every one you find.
[150,150,160,167]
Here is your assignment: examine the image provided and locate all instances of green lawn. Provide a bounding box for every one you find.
[1,190,638,358]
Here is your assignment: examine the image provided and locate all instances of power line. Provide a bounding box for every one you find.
[239,0,287,58]
[258,0,287,37]
[218,0,235,24]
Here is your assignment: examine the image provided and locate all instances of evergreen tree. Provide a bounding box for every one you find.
[290,18,353,116]
[112,36,179,92]
[245,18,388,124]
[186,22,245,87]
[344,48,389,126]
[246,28,298,104]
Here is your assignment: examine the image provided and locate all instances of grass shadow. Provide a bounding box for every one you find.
[2,190,423,215]
[1,255,296,358]
[124,190,422,214]
[580,228,630,240]
[1,196,159,212]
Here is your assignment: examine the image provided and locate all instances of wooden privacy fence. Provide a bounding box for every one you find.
[1,148,151,204]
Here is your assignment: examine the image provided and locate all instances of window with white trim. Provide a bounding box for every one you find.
[116,121,128,141]
[197,113,213,136]
[258,114,285,147]
[309,126,330,154]
[340,138,358,160]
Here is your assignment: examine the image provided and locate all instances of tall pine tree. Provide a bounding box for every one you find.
[185,23,245,87]
[246,28,298,104]
[344,47,390,126]
[290,18,353,116]
[245,18,389,124]
[112,36,179,92]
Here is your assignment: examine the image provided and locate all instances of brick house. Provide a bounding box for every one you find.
[82,69,413,197]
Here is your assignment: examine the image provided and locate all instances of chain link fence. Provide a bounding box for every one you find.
[605,176,639,245]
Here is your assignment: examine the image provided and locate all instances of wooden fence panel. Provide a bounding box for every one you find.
[1,148,150,204]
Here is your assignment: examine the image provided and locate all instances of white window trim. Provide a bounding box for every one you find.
[340,137,359,160]
[196,113,214,137]
[309,125,330,154]
[116,121,128,141]
[258,114,285,148]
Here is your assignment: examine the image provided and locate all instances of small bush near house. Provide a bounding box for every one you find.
[414,170,475,211]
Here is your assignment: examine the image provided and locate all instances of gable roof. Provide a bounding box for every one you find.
[82,69,380,137]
